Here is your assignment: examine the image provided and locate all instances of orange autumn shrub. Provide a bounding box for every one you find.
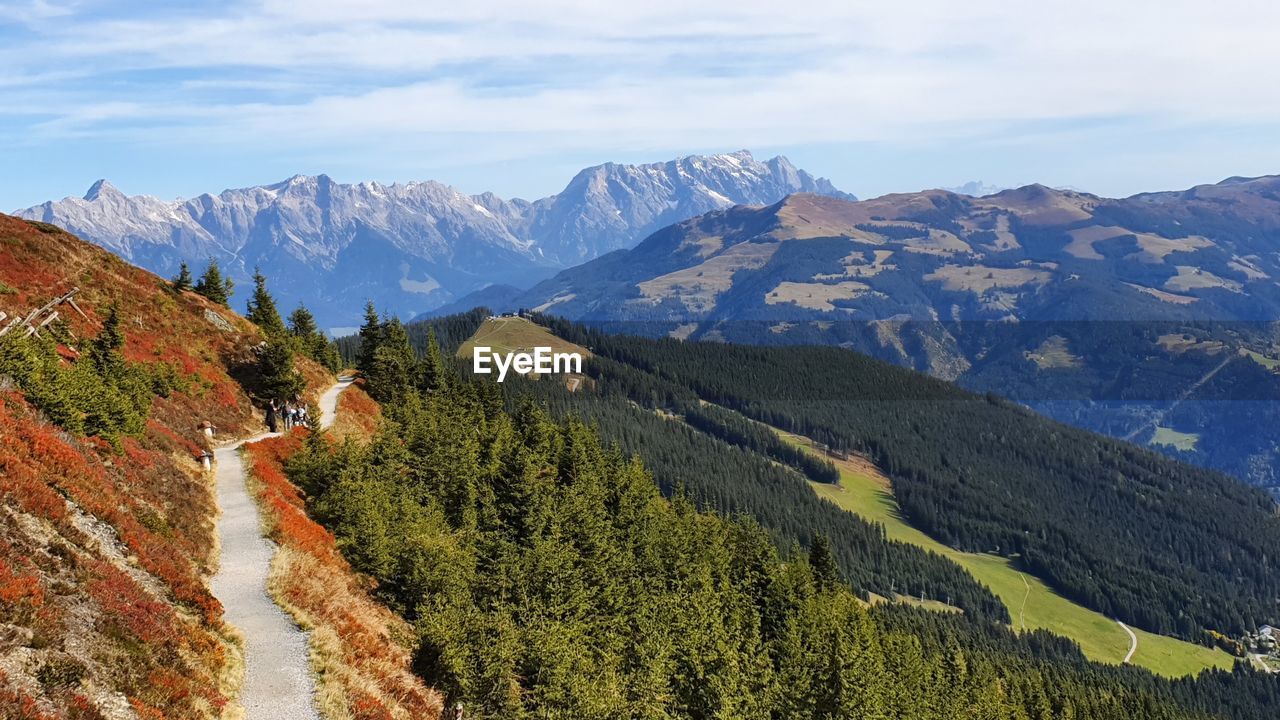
[329,382,382,440]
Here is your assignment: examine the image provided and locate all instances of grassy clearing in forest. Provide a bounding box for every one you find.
[779,430,1235,677]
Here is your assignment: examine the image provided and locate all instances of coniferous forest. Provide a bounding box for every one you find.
[280,308,1280,718]
[538,317,1280,641]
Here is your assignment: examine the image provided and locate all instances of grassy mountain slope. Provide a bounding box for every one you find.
[791,430,1233,676]
[461,181,1280,490]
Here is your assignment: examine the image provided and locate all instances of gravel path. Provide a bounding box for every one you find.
[208,378,353,719]
[318,376,354,429]
[210,432,320,720]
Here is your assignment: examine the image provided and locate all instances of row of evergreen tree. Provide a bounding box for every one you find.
[277,312,1272,719]
[536,316,1280,640]
[171,266,343,407]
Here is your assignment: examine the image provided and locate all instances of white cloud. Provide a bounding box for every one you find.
[3,0,1280,198]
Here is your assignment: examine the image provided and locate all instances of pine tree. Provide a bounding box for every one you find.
[246,267,287,337]
[367,317,416,404]
[194,259,234,307]
[810,533,842,592]
[288,302,321,339]
[356,301,382,374]
[256,337,305,403]
[87,303,125,381]
[289,303,342,372]
[172,262,193,292]
[417,328,449,395]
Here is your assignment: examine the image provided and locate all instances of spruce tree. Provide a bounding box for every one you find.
[256,337,305,403]
[246,267,287,337]
[810,533,842,591]
[87,304,126,381]
[417,328,449,395]
[172,262,193,292]
[368,316,416,404]
[194,259,234,307]
[356,301,382,374]
[289,303,342,372]
[288,302,321,339]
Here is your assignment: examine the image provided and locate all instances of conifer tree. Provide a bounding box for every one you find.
[356,301,382,374]
[245,267,287,337]
[194,259,234,307]
[367,316,416,404]
[289,303,342,372]
[87,303,125,381]
[287,302,321,338]
[172,262,193,292]
[810,533,843,592]
[417,328,449,395]
[256,337,305,403]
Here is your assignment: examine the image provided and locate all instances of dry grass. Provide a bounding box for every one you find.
[1025,335,1082,369]
[635,241,778,312]
[1165,266,1243,293]
[1228,257,1269,280]
[924,264,1051,294]
[327,382,381,442]
[530,293,576,313]
[764,281,871,311]
[1152,427,1200,451]
[814,249,896,280]
[456,317,589,364]
[977,186,1095,226]
[1126,283,1199,305]
[1157,333,1228,355]
[1065,226,1211,262]
[668,323,699,340]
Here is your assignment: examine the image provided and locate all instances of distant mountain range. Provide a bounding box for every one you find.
[444,178,1280,491]
[14,151,850,331]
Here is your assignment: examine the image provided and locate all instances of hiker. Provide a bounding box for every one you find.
[265,400,279,433]
[283,402,294,430]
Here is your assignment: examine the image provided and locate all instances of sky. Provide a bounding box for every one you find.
[3,0,1280,210]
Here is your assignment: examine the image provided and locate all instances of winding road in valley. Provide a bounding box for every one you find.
[209,377,352,719]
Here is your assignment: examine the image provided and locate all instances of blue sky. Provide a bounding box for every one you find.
[3,0,1280,209]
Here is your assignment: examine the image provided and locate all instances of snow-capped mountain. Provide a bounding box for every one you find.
[15,151,849,330]
[523,151,854,263]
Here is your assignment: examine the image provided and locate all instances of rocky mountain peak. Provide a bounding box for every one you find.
[83,179,122,201]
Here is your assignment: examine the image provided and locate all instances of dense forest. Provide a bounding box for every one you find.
[292,310,1280,718]
[503,371,1007,620]
[537,317,1280,641]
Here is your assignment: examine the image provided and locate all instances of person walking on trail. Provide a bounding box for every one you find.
[265,400,279,433]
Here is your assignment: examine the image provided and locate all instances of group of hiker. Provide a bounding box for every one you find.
[264,398,309,433]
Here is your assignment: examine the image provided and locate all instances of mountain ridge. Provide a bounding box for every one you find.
[15,151,850,330]
[442,179,1280,490]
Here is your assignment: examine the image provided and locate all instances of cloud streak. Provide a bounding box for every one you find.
[2,0,1279,205]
